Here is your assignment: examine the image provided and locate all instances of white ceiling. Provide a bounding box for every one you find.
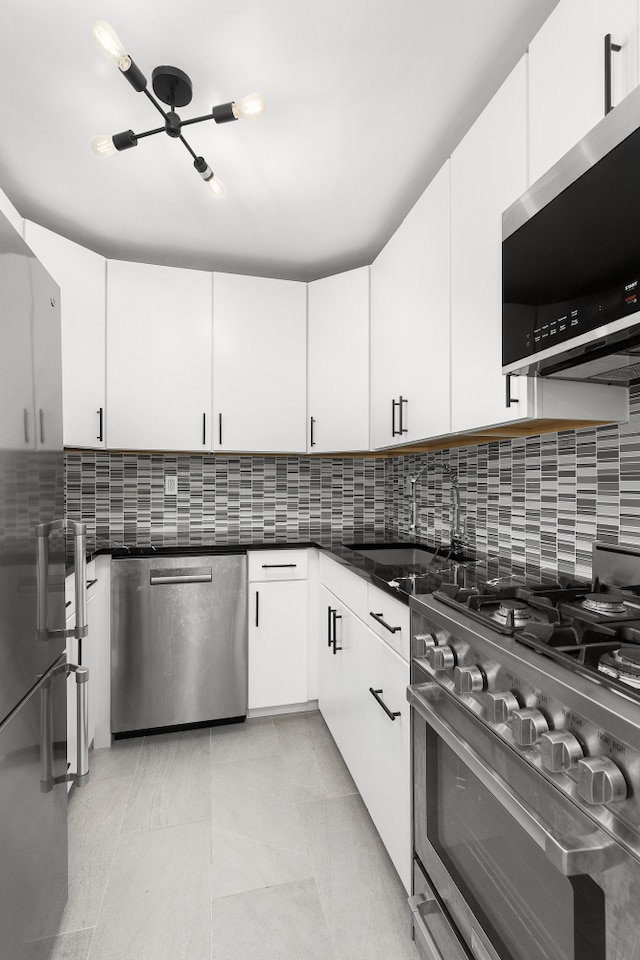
[0,0,558,281]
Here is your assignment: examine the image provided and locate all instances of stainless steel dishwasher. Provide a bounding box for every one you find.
[110,553,247,734]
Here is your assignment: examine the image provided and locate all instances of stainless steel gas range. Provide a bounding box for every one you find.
[407,542,640,960]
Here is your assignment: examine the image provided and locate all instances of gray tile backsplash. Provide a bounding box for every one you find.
[65,386,640,578]
[64,453,386,549]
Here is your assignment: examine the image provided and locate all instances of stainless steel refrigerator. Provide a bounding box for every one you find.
[0,210,87,957]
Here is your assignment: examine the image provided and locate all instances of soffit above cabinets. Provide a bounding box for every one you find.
[0,0,558,280]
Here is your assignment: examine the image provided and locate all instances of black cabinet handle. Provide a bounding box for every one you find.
[310,416,316,447]
[261,563,297,569]
[218,412,223,446]
[392,396,408,436]
[202,413,206,445]
[369,611,401,634]
[398,395,408,435]
[97,407,104,442]
[255,590,259,627]
[332,609,342,654]
[86,579,98,589]
[369,687,401,721]
[604,33,622,116]
[505,373,519,408]
[327,605,335,648]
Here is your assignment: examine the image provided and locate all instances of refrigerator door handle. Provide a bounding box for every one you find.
[36,519,88,641]
[68,663,90,786]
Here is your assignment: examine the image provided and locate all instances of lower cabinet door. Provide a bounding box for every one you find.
[248,579,308,709]
[357,629,411,892]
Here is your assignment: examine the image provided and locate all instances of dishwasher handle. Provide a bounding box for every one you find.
[150,572,213,585]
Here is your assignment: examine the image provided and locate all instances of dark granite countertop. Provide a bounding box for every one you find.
[69,529,565,607]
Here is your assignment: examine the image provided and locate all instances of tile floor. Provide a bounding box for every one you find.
[26,711,419,960]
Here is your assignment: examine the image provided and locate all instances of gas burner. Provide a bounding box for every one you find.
[599,646,640,688]
[493,599,532,628]
[581,592,627,615]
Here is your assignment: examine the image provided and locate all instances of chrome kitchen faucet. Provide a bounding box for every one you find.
[409,460,465,555]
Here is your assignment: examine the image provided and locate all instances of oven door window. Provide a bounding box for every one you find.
[427,733,605,960]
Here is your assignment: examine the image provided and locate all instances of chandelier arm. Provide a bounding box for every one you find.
[179,113,218,129]
[178,134,198,161]
[134,125,166,140]
[142,87,169,121]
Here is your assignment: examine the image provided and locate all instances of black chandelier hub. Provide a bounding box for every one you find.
[151,65,193,107]
[165,111,182,138]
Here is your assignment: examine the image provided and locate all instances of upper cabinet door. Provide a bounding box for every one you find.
[529,0,639,185]
[106,260,212,451]
[213,273,306,453]
[307,267,369,453]
[24,223,106,449]
[370,162,451,448]
[450,58,529,435]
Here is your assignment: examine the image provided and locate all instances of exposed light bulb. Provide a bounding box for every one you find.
[92,21,129,69]
[232,92,265,120]
[206,176,226,199]
[91,135,116,157]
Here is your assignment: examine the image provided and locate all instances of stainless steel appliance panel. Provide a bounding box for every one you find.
[111,554,247,733]
[0,214,66,723]
[0,658,68,957]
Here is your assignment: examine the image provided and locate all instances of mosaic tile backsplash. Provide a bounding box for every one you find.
[64,453,386,549]
[65,386,640,579]
[386,386,640,579]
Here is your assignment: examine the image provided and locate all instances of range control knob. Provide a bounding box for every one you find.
[413,633,438,652]
[484,691,519,725]
[540,731,584,773]
[454,665,485,694]
[512,708,549,746]
[427,644,455,672]
[576,757,628,804]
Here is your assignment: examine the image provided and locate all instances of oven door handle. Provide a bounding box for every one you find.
[408,682,625,877]
[409,891,469,960]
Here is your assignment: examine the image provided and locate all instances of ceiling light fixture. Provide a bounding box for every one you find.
[91,21,265,199]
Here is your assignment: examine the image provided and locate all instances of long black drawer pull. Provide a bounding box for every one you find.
[86,579,98,589]
[332,610,342,654]
[604,33,622,116]
[369,687,401,721]
[369,611,401,634]
[97,407,104,442]
[261,563,297,569]
[327,605,335,648]
[255,590,259,627]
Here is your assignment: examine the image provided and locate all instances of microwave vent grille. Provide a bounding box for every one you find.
[598,361,640,382]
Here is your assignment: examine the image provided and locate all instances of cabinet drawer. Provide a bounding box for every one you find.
[319,553,368,621]
[366,583,410,661]
[65,559,97,621]
[248,549,308,581]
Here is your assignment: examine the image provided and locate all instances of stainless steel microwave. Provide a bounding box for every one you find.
[502,82,640,385]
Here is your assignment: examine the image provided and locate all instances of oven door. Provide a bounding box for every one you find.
[408,679,638,960]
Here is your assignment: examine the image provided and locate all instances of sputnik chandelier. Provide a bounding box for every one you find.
[91,21,265,199]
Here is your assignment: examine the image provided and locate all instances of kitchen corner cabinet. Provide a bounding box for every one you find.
[106,260,212,451]
[247,551,309,710]
[307,267,370,453]
[528,0,638,186]
[370,162,451,449]
[24,222,106,449]
[213,273,307,453]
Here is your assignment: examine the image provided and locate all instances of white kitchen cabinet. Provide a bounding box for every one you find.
[24,222,106,449]
[0,247,35,450]
[307,267,370,453]
[370,161,451,448]
[213,273,307,453]
[528,0,638,186]
[106,260,213,451]
[450,58,529,435]
[248,551,309,710]
[318,557,411,891]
